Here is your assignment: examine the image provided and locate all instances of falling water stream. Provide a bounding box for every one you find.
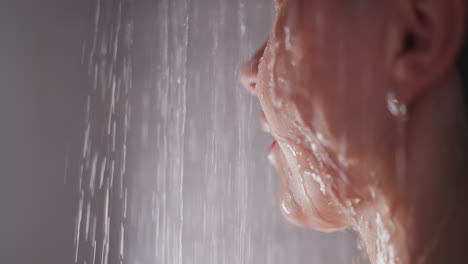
[72,0,363,263]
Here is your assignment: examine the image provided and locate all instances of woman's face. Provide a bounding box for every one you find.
[241,0,396,231]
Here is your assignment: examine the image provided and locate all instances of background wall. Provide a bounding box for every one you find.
[0,0,365,263]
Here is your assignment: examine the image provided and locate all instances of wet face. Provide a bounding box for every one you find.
[241,0,397,231]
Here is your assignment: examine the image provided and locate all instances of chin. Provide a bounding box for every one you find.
[278,193,349,232]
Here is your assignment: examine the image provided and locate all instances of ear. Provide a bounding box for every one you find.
[393,0,466,104]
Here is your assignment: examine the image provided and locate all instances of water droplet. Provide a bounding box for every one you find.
[305,171,326,195]
[387,87,407,118]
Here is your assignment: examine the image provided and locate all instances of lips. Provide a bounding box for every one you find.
[268,140,277,153]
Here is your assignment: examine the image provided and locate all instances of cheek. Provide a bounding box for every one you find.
[258,0,392,230]
[259,33,390,170]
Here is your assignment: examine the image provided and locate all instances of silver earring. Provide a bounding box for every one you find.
[387,87,408,119]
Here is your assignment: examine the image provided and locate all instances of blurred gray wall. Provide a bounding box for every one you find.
[0,0,93,263]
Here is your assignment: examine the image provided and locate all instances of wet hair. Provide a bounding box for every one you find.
[458,35,468,117]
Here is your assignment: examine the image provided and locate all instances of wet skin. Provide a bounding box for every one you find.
[240,0,468,263]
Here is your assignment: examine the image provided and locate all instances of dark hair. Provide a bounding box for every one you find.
[458,36,468,117]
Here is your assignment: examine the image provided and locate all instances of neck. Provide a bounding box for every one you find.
[358,74,468,264]
[402,74,468,264]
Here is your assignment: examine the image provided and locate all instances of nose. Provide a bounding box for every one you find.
[239,43,267,94]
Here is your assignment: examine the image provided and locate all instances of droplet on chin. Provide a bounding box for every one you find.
[281,192,295,216]
[337,136,354,169]
[386,87,407,119]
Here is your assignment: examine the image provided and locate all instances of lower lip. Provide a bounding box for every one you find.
[268,140,277,154]
[267,140,277,164]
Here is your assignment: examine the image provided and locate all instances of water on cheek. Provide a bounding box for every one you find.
[304,171,326,195]
[267,6,286,110]
[267,40,284,110]
[303,119,363,219]
[266,3,303,111]
[283,1,301,67]
[284,26,292,53]
[281,106,344,210]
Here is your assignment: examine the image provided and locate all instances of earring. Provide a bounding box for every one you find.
[387,86,408,203]
[387,86,408,119]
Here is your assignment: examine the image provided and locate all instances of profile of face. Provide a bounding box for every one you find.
[241,0,400,231]
[241,0,467,263]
